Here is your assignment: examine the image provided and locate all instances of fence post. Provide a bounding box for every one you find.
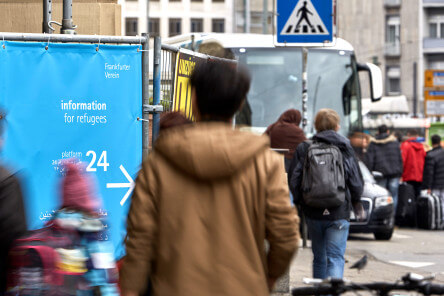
[61,0,76,34]
[43,0,52,34]
[152,36,161,144]
[142,33,150,160]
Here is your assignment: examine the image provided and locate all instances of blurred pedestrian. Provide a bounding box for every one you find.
[6,162,119,295]
[120,62,299,296]
[56,162,119,295]
[348,130,370,161]
[265,109,306,171]
[365,125,403,211]
[401,129,426,198]
[422,134,444,224]
[0,110,27,296]
[289,108,364,279]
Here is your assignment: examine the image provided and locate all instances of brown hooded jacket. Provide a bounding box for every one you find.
[265,109,306,159]
[120,122,299,296]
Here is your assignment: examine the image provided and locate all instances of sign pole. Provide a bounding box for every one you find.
[302,47,308,130]
[300,47,308,249]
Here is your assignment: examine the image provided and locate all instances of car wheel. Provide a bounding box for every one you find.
[373,228,394,240]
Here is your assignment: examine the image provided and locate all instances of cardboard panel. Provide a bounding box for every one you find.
[0,0,117,3]
[0,2,121,35]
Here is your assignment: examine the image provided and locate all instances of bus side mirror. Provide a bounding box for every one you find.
[358,63,383,102]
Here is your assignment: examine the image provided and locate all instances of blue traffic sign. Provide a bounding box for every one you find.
[276,0,334,45]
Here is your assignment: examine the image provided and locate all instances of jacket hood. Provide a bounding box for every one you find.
[407,137,425,151]
[154,122,270,180]
[277,109,302,125]
[313,130,354,156]
[371,134,397,144]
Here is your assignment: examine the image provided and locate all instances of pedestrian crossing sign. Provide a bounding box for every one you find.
[275,0,334,46]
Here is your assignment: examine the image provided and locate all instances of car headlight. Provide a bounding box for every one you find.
[375,196,393,208]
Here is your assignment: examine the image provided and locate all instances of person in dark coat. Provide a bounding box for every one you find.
[289,108,363,279]
[422,134,444,225]
[0,111,27,295]
[365,124,403,211]
[265,109,306,172]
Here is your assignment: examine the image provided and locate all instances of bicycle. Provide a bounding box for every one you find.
[291,272,444,296]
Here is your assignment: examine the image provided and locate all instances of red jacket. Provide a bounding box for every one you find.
[401,137,426,182]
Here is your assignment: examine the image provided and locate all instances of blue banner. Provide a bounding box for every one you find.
[0,41,142,258]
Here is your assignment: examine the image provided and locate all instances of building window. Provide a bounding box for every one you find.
[191,18,203,32]
[125,18,138,36]
[386,66,401,95]
[212,18,225,33]
[428,15,444,38]
[386,15,400,44]
[430,23,438,38]
[169,18,182,37]
[149,18,160,37]
[427,55,444,69]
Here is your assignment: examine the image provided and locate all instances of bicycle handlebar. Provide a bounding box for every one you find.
[292,281,444,295]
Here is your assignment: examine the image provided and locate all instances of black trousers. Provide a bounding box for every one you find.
[406,181,422,199]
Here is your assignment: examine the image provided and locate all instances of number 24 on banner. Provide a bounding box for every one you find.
[86,150,110,172]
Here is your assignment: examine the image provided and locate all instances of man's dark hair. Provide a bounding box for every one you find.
[408,129,419,136]
[432,134,441,146]
[190,62,251,121]
[378,124,388,135]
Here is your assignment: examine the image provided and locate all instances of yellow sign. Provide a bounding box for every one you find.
[425,70,444,88]
[173,52,204,120]
[172,50,237,120]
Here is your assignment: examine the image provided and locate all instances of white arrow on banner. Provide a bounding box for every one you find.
[106,165,135,206]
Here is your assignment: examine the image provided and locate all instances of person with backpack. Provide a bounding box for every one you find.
[120,62,299,296]
[6,162,119,295]
[289,108,364,279]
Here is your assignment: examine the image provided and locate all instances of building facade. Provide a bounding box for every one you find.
[121,0,444,116]
[338,0,444,116]
[119,0,234,38]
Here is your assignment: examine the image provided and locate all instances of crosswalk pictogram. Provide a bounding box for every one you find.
[280,0,329,36]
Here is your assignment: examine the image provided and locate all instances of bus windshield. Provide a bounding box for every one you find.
[234,47,362,137]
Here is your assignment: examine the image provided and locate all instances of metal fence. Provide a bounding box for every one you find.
[160,45,179,113]
[150,38,179,144]
[150,37,235,145]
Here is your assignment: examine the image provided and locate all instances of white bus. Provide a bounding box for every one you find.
[166,33,382,137]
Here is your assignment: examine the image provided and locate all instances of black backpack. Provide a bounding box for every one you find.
[301,141,346,208]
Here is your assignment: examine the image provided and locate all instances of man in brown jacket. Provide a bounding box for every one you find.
[120,62,299,296]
